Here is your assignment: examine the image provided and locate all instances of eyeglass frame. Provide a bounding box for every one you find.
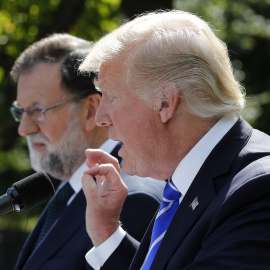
[10,100,72,122]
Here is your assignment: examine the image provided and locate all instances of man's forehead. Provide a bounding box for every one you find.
[96,66,121,91]
[95,78,113,91]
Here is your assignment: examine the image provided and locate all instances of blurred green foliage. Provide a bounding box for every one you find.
[0,0,122,268]
[0,0,269,268]
[0,0,122,223]
[174,0,270,128]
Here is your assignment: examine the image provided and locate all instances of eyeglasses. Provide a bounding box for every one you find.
[10,100,71,122]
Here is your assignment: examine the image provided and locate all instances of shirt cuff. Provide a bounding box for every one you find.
[85,227,126,269]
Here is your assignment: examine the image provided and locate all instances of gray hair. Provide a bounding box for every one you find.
[80,10,245,118]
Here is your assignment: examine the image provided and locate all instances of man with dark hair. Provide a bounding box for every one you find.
[10,33,164,270]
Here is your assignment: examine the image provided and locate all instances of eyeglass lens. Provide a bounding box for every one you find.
[10,106,23,122]
[10,106,45,122]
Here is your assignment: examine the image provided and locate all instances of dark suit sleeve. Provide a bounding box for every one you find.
[97,193,159,270]
[100,234,139,270]
[120,192,160,241]
[183,173,270,270]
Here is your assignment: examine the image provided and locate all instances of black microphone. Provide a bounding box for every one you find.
[0,171,55,215]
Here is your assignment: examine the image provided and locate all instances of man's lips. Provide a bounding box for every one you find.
[32,142,46,148]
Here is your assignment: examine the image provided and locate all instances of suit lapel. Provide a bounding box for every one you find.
[129,170,215,270]
[129,118,252,270]
[15,206,48,270]
[150,118,252,269]
[150,165,216,269]
[129,217,155,270]
[22,190,86,269]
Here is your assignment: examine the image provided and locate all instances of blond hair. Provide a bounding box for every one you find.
[80,10,245,118]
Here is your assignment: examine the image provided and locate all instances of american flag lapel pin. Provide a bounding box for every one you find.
[189,196,199,211]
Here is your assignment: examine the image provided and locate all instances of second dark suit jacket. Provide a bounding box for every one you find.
[14,143,164,270]
[100,118,270,270]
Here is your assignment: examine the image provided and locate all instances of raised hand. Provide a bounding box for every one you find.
[81,149,128,246]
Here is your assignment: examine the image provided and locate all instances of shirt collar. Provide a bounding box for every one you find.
[172,113,238,200]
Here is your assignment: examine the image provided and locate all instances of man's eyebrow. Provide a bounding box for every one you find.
[16,101,42,108]
[30,101,42,107]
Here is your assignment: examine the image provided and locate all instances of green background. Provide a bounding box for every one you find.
[0,0,269,268]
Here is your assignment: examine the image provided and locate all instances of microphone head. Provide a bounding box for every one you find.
[12,171,55,210]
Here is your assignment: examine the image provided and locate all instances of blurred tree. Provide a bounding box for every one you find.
[0,0,270,268]
[0,0,122,188]
[0,0,122,268]
[120,0,172,18]
[174,0,270,132]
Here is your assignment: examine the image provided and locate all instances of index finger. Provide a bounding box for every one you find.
[85,149,121,174]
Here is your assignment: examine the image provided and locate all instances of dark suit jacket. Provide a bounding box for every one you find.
[101,118,270,270]
[15,143,164,270]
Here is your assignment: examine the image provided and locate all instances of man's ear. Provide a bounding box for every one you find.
[158,83,180,123]
[84,94,101,132]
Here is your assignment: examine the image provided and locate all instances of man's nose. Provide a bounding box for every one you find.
[18,113,39,137]
[95,109,112,127]
[95,99,112,127]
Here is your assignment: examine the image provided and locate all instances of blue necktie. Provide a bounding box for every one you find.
[141,178,181,270]
[33,182,74,250]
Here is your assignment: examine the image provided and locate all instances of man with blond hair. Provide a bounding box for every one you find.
[79,10,270,269]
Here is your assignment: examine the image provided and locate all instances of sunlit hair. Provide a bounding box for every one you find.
[80,10,245,118]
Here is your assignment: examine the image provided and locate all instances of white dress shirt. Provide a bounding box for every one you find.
[172,113,238,202]
[85,113,238,269]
